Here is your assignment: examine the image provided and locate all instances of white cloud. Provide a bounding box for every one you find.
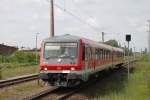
[0,0,149,50]
[86,18,98,27]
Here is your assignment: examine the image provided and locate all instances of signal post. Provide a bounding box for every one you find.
[126,34,131,79]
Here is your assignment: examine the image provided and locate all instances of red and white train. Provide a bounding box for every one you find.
[39,34,124,87]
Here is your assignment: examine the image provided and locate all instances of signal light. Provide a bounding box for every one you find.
[126,34,131,42]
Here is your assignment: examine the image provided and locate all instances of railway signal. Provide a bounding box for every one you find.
[126,34,131,79]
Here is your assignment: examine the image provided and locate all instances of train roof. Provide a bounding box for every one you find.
[43,34,123,52]
[43,34,80,43]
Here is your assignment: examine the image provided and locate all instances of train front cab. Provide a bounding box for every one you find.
[39,39,85,87]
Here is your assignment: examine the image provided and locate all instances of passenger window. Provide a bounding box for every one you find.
[90,48,92,60]
[95,48,98,60]
[85,47,88,61]
[100,50,102,59]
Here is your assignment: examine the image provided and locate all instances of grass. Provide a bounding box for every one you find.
[0,63,39,79]
[96,61,150,100]
[0,81,43,100]
[0,63,37,68]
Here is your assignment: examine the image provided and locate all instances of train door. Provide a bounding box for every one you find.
[82,45,89,81]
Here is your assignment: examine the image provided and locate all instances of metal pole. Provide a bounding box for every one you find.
[102,32,104,42]
[36,34,37,50]
[35,33,39,64]
[0,67,2,80]
[134,47,136,60]
[141,48,142,57]
[148,20,150,67]
[124,42,126,62]
[128,41,130,79]
[49,0,55,37]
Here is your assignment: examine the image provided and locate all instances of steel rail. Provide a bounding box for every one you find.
[0,74,39,88]
[24,87,59,100]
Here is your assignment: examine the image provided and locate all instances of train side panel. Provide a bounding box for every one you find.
[80,40,124,81]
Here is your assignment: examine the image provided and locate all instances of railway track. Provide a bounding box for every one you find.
[24,83,91,100]
[23,68,125,100]
[23,60,137,100]
[24,68,124,100]
[0,74,39,88]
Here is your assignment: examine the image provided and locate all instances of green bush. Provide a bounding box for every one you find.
[140,54,148,61]
[0,51,39,64]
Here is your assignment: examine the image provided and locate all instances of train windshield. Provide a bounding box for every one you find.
[43,42,78,64]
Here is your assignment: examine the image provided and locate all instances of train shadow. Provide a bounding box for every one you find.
[78,66,135,99]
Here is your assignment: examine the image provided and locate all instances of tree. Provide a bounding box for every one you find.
[104,40,119,47]
[144,48,148,53]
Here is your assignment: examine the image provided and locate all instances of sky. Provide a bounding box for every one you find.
[0,0,150,51]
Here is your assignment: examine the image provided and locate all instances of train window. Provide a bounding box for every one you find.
[105,50,107,59]
[107,51,109,59]
[85,47,88,61]
[108,51,109,59]
[108,51,110,59]
[90,48,92,60]
[109,51,111,59]
[103,50,104,59]
[106,51,108,59]
[98,49,101,60]
[101,49,103,59]
[93,48,95,59]
[102,50,103,59]
[97,49,99,59]
[98,49,100,59]
[95,48,98,60]
[100,49,102,59]
[43,42,78,64]
[107,51,108,59]
[103,50,105,60]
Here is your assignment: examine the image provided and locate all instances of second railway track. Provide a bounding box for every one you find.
[0,74,39,88]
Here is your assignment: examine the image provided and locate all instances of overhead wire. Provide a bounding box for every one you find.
[45,0,102,32]
[71,0,96,23]
[54,3,100,32]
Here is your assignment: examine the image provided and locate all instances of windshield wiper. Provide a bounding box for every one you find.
[45,56,58,59]
[59,55,75,59]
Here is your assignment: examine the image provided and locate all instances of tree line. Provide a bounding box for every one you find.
[104,39,133,56]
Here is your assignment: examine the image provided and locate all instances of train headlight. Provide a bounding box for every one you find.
[44,67,48,71]
[71,67,75,71]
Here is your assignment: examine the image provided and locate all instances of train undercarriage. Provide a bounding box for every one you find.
[39,73,82,87]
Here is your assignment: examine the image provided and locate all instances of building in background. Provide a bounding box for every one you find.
[0,44,18,55]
